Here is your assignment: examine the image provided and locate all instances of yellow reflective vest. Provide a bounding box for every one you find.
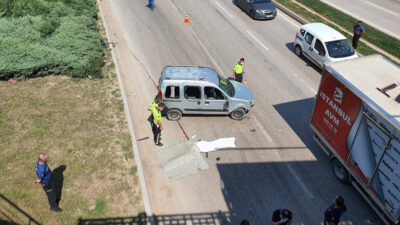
[234,63,243,74]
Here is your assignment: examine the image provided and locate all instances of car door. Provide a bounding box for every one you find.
[303,32,316,62]
[240,0,252,13]
[202,86,229,113]
[310,38,326,68]
[182,85,202,113]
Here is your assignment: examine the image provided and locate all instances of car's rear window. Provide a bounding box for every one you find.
[325,39,355,58]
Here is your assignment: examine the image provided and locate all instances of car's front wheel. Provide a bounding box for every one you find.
[295,45,303,56]
[166,109,182,121]
[230,108,245,120]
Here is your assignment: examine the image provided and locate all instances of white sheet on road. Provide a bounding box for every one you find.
[156,137,235,181]
[195,137,236,152]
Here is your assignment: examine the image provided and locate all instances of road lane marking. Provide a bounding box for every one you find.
[215,1,234,19]
[321,0,400,40]
[278,10,300,28]
[247,30,270,52]
[364,0,400,16]
[286,164,315,199]
[253,116,274,143]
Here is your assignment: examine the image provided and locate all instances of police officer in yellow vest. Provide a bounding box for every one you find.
[233,58,245,83]
[148,95,161,112]
[152,103,165,146]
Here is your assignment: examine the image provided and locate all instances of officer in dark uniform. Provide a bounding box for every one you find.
[271,209,292,225]
[324,196,347,225]
[35,153,62,212]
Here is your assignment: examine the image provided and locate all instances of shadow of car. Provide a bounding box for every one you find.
[234,0,277,20]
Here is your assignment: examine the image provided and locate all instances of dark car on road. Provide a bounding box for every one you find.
[234,0,277,20]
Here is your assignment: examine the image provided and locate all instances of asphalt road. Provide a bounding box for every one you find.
[101,0,383,224]
[321,0,400,40]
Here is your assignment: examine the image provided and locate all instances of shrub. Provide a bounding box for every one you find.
[0,0,104,79]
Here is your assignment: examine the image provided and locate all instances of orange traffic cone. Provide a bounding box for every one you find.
[184,13,190,23]
[243,79,247,85]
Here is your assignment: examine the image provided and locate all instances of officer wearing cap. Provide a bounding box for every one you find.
[271,209,292,225]
[233,58,245,83]
[35,153,62,212]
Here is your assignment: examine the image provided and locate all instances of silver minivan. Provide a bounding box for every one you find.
[158,66,254,121]
[294,23,358,69]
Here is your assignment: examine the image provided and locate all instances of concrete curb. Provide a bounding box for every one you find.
[273,0,308,25]
[97,1,154,224]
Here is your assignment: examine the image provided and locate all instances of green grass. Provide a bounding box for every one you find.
[0,13,143,224]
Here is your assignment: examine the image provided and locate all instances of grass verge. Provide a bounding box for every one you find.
[0,4,143,225]
[275,0,400,60]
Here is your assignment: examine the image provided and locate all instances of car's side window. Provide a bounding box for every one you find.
[300,29,306,36]
[305,32,314,44]
[165,86,180,99]
[204,87,226,100]
[184,86,201,100]
[314,39,325,55]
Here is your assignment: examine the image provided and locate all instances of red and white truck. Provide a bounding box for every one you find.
[310,55,400,224]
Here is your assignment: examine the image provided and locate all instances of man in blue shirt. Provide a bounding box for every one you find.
[35,153,62,212]
[352,21,366,49]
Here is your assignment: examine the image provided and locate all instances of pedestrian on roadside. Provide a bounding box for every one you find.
[147,0,155,11]
[324,195,347,225]
[352,21,366,49]
[148,95,161,112]
[35,153,62,212]
[240,219,250,225]
[271,209,292,225]
[233,58,245,83]
[152,103,165,146]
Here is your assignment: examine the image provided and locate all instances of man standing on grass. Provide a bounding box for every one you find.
[352,21,366,49]
[35,153,62,212]
[152,103,165,146]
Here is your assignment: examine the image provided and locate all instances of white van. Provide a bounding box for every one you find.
[294,23,358,69]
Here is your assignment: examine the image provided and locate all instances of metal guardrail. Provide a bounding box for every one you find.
[0,193,41,225]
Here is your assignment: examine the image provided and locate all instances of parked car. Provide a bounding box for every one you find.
[234,0,277,20]
[294,23,358,69]
[158,66,254,121]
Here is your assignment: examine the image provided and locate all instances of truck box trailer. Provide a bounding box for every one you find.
[310,55,400,224]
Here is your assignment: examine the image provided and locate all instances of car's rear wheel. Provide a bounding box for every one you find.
[230,108,245,120]
[166,109,182,121]
[295,45,302,56]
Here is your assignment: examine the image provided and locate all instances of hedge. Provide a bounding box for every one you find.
[0,0,104,79]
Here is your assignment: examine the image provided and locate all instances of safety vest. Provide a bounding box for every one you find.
[234,63,243,74]
[148,100,159,111]
[152,108,162,125]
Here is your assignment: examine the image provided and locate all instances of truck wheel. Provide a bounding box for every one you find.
[331,159,349,184]
[230,108,245,120]
[166,109,182,121]
[295,45,302,56]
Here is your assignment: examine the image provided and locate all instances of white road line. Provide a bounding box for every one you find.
[286,164,315,199]
[247,30,270,52]
[253,116,274,143]
[321,0,400,40]
[364,1,400,17]
[215,1,234,19]
[278,10,300,28]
